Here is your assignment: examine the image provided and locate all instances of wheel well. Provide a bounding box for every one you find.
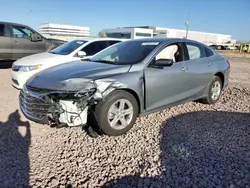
[215,72,224,87]
[120,89,141,114]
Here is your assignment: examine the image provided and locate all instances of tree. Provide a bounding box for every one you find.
[98,31,107,38]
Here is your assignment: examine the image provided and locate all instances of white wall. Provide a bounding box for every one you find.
[132,28,153,39]
[39,23,90,37]
[155,27,233,44]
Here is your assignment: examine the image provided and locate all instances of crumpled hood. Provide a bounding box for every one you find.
[13,52,64,66]
[26,61,131,91]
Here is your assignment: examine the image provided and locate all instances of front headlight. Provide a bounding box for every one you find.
[19,64,42,72]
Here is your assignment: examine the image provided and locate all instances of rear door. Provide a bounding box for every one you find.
[183,42,213,98]
[10,24,46,59]
[0,23,12,60]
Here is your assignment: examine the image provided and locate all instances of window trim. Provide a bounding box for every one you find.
[184,42,206,61]
[147,42,185,68]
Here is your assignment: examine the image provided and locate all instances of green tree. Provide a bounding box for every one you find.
[98,31,107,38]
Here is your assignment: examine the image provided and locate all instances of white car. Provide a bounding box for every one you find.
[11,38,126,89]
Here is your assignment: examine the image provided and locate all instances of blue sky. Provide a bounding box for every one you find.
[1,0,250,41]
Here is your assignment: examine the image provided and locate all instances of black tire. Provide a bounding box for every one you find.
[201,76,222,104]
[94,90,138,136]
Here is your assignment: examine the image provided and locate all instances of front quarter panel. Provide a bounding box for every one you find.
[95,70,145,114]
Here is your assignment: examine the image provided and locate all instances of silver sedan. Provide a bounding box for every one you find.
[19,38,230,136]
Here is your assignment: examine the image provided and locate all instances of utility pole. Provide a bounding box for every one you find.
[185,12,190,39]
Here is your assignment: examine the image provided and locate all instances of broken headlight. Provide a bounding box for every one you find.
[74,88,97,98]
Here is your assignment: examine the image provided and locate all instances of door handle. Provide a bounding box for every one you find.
[208,62,212,66]
[181,67,186,71]
[14,41,19,44]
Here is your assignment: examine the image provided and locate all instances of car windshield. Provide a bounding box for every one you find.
[90,40,161,65]
[49,40,87,55]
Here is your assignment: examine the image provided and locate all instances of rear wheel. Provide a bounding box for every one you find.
[95,90,138,136]
[202,76,222,104]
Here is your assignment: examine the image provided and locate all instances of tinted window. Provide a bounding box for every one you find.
[205,47,214,57]
[135,32,152,37]
[12,25,33,39]
[82,41,108,56]
[108,40,121,46]
[186,43,206,60]
[106,33,131,39]
[90,41,161,65]
[0,24,6,36]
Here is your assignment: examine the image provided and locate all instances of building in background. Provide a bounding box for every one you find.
[102,27,153,39]
[39,23,90,41]
[102,26,236,45]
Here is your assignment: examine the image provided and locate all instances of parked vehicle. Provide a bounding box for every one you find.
[19,38,230,136]
[226,45,239,50]
[0,21,66,61]
[208,45,217,50]
[11,38,125,89]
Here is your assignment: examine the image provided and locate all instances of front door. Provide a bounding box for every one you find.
[10,24,46,59]
[0,23,12,60]
[144,42,190,111]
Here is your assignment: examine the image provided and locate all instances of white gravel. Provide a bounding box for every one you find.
[0,58,249,188]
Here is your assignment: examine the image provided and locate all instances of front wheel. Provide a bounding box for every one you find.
[94,90,138,136]
[201,76,222,104]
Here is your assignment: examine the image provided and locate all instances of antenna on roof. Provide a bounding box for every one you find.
[185,12,190,39]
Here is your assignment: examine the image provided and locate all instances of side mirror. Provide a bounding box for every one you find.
[77,51,87,58]
[30,33,42,42]
[153,58,173,67]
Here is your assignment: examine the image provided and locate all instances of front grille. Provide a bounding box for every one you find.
[19,90,52,121]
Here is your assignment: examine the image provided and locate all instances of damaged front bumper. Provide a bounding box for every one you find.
[19,79,127,127]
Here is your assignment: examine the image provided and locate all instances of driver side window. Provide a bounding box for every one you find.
[12,25,33,39]
[155,44,182,63]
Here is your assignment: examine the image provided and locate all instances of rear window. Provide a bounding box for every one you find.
[205,47,214,57]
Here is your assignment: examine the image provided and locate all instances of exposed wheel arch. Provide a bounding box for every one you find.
[214,72,224,88]
[117,88,141,115]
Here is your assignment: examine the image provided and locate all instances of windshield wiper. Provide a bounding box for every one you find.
[90,60,115,64]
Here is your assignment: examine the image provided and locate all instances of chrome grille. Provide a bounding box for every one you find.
[19,90,52,121]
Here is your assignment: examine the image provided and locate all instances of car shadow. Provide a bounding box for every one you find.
[103,111,250,187]
[0,61,14,69]
[0,110,31,187]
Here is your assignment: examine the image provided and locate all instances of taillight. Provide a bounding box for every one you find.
[227,60,230,68]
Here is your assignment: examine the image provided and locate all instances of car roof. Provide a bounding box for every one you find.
[0,21,36,29]
[128,37,204,44]
[73,37,128,42]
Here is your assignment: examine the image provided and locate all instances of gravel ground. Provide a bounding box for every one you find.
[0,58,249,188]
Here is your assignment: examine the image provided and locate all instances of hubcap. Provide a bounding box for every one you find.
[108,99,134,130]
[211,81,221,100]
